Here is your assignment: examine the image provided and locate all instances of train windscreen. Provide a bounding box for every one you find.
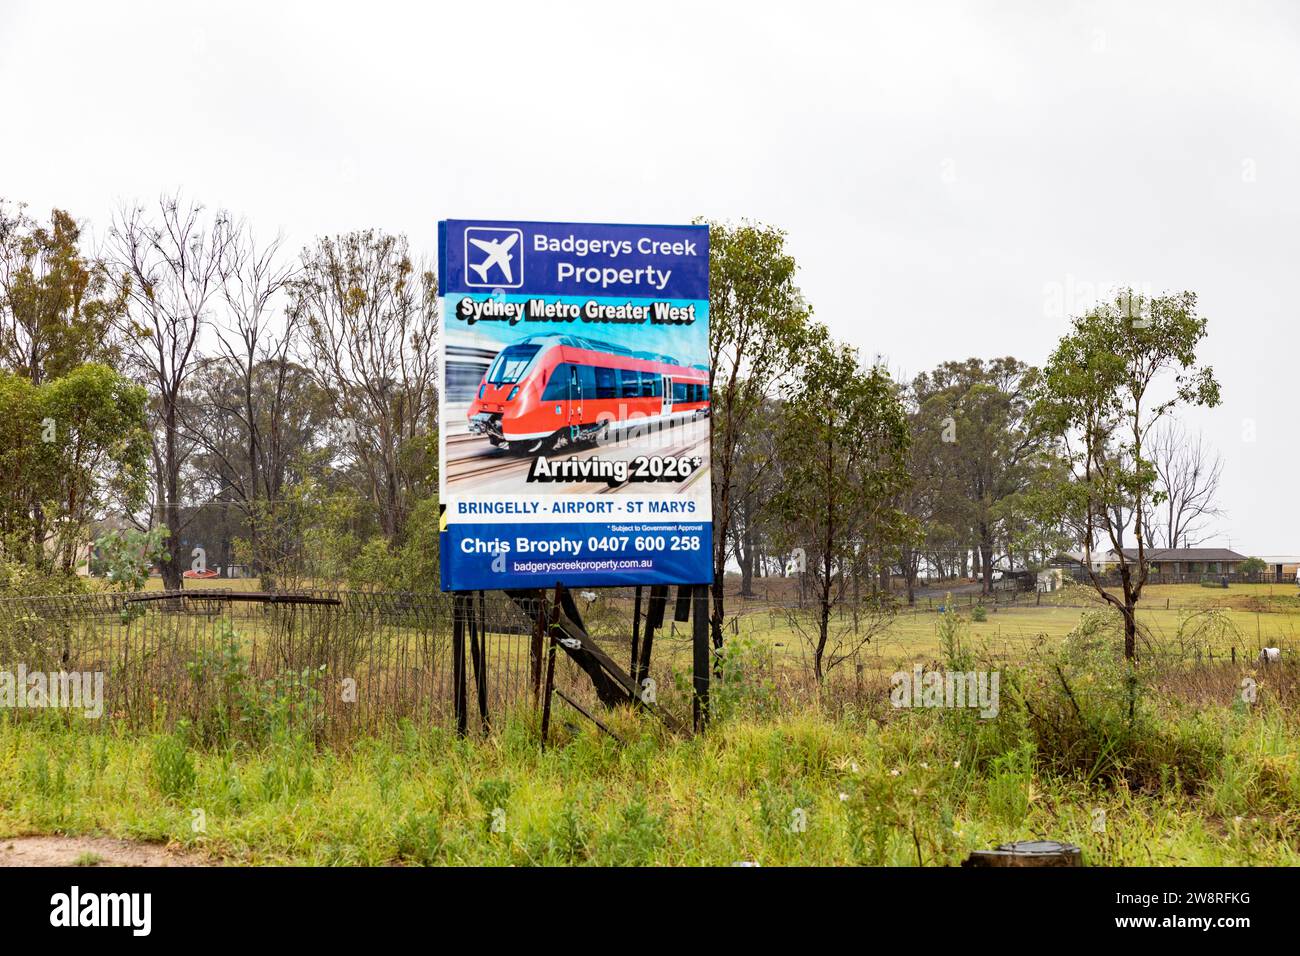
[484,344,541,385]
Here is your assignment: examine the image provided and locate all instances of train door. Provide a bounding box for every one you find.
[568,364,583,439]
[661,375,672,421]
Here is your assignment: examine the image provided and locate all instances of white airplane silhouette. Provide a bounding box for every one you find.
[469,233,519,283]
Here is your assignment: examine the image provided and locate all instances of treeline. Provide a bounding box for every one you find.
[1,198,1223,670]
[704,223,1222,672]
[1,195,437,593]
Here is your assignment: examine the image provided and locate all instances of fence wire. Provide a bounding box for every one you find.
[0,589,701,741]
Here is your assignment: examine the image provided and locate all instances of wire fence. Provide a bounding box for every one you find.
[0,589,702,741]
[1,586,1295,742]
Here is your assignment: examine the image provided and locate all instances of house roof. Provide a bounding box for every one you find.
[1048,551,1089,565]
[1118,548,1247,562]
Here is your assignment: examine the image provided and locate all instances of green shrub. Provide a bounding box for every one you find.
[151,733,196,798]
[712,635,778,720]
[1238,557,1267,577]
[472,778,513,834]
[393,812,444,865]
[593,796,664,865]
[1016,611,1224,791]
[546,801,590,864]
[0,554,86,598]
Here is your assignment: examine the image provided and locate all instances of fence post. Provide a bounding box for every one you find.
[692,584,711,731]
[630,586,643,678]
[452,592,468,737]
[539,590,561,744]
[469,590,489,734]
[530,593,546,708]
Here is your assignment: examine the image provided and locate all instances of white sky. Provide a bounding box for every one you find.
[2,0,1297,554]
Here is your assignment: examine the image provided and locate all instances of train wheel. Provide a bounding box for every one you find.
[524,431,563,455]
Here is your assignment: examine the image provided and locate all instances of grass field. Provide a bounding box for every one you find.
[2,701,1297,866]
[728,582,1300,671]
[5,578,1293,866]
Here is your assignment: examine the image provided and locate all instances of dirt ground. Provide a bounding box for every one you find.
[0,835,211,867]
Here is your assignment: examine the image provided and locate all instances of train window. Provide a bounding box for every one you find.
[542,363,572,401]
[620,369,640,399]
[485,344,540,385]
[577,364,596,397]
[673,381,688,404]
[595,366,618,400]
[639,372,655,398]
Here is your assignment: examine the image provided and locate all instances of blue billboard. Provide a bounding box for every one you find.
[438,219,712,592]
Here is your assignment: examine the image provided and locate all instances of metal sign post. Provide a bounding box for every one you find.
[437,219,713,737]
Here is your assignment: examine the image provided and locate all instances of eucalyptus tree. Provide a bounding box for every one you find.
[1032,290,1220,660]
[910,357,1042,593]
[108,195,234,589]
[703,219,815,646]
[0,203,125,385]
[772,337,911,682]
[290,230,438,544]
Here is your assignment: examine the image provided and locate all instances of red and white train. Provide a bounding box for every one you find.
[467,334,709,453]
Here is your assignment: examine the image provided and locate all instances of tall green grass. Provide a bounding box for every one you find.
[2,703,1295,864]
[2,606,1296,866]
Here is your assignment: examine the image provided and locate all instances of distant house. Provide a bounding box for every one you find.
[1050,547,1251,579]
[1048,551,1106,573]
[1253,556,1300,582]
[1116,548,1248,576]
[1037,568,1065,591]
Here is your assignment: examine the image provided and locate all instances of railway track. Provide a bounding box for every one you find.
[443,420,709,494]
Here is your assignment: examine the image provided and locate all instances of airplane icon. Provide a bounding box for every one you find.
[465,228,522,286]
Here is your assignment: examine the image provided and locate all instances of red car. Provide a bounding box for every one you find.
[468,334,708,454]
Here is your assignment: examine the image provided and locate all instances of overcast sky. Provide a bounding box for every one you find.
[2,0,1297,554]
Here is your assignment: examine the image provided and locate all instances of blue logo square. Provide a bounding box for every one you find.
[464,227,524,288]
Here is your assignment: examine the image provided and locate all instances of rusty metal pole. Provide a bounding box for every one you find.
[452,592,467,737]
[693,584,710,731]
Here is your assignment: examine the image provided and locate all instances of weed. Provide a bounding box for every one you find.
[150,733,196,799]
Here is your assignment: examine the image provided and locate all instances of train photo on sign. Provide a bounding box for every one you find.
[466,333,710,455]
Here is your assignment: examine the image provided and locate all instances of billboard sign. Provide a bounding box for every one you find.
[438,219,712,591]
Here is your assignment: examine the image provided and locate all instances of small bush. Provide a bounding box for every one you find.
[593,796,664,866]
[712,635,778,719]
[546,801,590,864]
[472,778,513,834]
[1017,611,1224,791]
[151,733,196,798]
[393,812,444,865]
